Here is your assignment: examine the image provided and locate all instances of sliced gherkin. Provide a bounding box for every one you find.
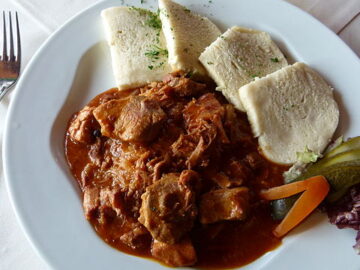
[272,160,360,219]
[272,138,360,220]
[319,164,360,202]
[324,136,360,158]
[271,195,298,220]
[300,150,360,178]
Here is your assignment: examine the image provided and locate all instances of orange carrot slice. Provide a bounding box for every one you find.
[260,175,330,237]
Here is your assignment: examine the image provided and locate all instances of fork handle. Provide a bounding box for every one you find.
[0,84,10,101]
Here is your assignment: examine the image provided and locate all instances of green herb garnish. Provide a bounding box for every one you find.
[129,7,161,30]
[145,12,161,29]
[271,57,279,63]
[145,45,168,70]
[251,72,261,78]
[185,71,194,78]
[145,45,168,60]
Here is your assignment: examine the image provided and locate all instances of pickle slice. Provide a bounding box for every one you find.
[272,137,360,220]
[325,136,360,158]
[318,164,360,202]
[298,161,360,201]
[272,161,360,219]
[301,150,360,178]
[271,195,298,220]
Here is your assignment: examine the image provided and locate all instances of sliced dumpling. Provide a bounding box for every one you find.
[158,0,221,76]
[239,62,339,165]
[101,7,171,90]
[199,26,288,111]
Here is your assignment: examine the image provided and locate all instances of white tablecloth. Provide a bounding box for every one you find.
[1,0,359,269]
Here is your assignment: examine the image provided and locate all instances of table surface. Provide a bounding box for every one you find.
[1,0,359,269]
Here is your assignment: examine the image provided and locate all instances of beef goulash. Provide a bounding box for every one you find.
[65,0,341,268]
[65,73,288,268]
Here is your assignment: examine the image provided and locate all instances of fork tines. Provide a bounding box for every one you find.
[2,11,21,63]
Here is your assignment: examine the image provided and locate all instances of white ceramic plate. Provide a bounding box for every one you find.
[4,0,360,269]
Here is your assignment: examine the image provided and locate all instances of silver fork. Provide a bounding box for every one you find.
[0,11,21,101]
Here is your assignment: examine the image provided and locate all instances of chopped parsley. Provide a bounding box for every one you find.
[207,61,214,65]
[145,45,168,60]
[185,71,194,78]
[183,7,191,13]
[128,7,168,71]
[271,57,279,63]
[145,45,168,70]
[251,72,261,78]
[145,12,162,29]
[145,50,160,59]
[129,6,145,12]
[283,104,296,111]
[159,8,170,18]
[129,7,162,30]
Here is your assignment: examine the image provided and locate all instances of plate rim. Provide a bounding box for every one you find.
[3,0,360,269]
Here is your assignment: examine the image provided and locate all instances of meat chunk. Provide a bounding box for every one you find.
[178,170,201,194]
[92,98,126,137]
[187,136,211,169]
[118,96,166,142]
[93,96,166,142]
[223,104,253,143]
[171,134,197,159]
[83,185,123,223]
[138,172,197,244]
[184,93,226,140]
[207,160,252,188]
[119,223,151,250]
[181,93,229,168]
[210,172,234,188]
[199,187,250,224]
[243,152,264,170]
[151,238,197,267]
[163,72,207,97]
[224,160,252,186]
[83,186,100,219]
[81,164,97,188]
[88,138,104,166]
[68,106,99,143]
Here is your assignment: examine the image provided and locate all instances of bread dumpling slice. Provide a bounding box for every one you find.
[158,0,221,76]
[239,62,339,165]
[199,26,288,111]
[101,7,171,90]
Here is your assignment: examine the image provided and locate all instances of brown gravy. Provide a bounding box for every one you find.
[65,86,287,269]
